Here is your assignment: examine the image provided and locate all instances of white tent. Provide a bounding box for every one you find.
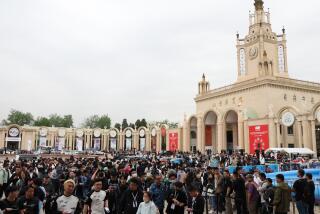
[266,148,316,155]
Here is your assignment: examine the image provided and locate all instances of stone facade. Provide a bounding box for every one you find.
[183,0,320,156]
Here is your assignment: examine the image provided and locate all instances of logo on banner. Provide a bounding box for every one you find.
[151,128,157,137]
[139,129,145,137]
[281,112,295,127]
[125,130,132,138]
[169,133,178,151]
[110,130,117,138]
[249,125,269,153]
[93,129,101,138]
[39,128,48,137]
[76,130,84,138]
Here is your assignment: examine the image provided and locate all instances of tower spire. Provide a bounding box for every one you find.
[254,0,264,11]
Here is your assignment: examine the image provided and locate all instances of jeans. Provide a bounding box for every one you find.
[296,200,308,214]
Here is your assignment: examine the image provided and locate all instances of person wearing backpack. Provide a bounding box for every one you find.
[263,178,274,214]
[293,169,308,214]
[273,174,291,214]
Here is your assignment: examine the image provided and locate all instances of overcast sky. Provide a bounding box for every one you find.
[0,0,319,127]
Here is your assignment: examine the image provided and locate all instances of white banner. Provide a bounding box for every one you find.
[58,138,65,151]
[140,138,146,151]
[110,138,117,150]
[27,140,32,151]
[125,138,132,150]
[94,138,101,150]
[39,137,47,147]
[76,138,83,151]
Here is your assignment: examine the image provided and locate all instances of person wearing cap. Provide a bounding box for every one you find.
[245,174,259,214]
[51,179,81,214]
[0,185,19,214]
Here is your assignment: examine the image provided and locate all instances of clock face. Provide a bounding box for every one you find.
[93,129,101,138]
[9,127,19,137]
[76,130,84,137]
[110,130,117,138]
[125,130,132,138]
[139,129,145,137]
[39,128,48,137]
[239,48,246,76]
[249,47,258,59]
[281,112,295,127]
[151,128,157,137]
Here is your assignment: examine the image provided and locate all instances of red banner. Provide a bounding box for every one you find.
[205,126,212,146]
[169,132,178,151]
[249,125,269,153]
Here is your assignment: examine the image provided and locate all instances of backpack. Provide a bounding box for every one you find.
[263,185,275,205]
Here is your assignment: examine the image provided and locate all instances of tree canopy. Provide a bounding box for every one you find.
[82,115,111,129]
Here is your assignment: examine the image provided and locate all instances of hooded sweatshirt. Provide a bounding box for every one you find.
[273,182,291,213]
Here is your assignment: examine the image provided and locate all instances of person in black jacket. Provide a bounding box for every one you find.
[187,185,205,214]
[119,177,143,214]
[305,173,315,214]
[166,181,187,214]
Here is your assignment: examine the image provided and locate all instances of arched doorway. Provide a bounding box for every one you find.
[124,128,133,151]
[190,117,197,153]
[204,111,218,154]
[225,110,238,152]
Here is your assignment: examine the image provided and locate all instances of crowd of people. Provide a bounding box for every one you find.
[0,151,317,214]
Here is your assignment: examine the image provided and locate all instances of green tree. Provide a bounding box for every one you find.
[114,123,121,130]
[140,118,147,127]
[62,115,73,128]
[122,119,128,129]
[129,123,135,129]
[135,119,141,128]
[48,114,73,127]
[83,115,111,129]
[34,117,51,127]
[3,109,34,126]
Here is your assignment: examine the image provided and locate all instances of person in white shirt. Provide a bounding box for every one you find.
[83,179,109,214]
[136,191,158,214]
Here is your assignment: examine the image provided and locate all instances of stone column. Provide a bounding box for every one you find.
[238,120,244,149]
[297,121,303,148]
[197,117,203,153]
[302,120,311,149]
[232,124,238,149]
[311,120,317,157]
[243,121,249,153]
[276,123,281,147]
[184,122,190,152]
[217,122,224,152]
[156,130,161,153]
[269,119,277,148]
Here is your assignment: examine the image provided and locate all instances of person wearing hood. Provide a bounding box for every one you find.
[273,174,291,214]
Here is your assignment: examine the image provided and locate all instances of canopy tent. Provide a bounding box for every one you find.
[266,148,316,155]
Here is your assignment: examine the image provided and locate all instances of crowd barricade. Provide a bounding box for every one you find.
[227,164,280,174]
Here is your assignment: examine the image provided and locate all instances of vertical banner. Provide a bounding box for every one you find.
[125,138,132,150]
[205,126,212,146]
[58,138,65,151]
[39,137,47,147]
[140,138,146,151]
[169,132,178,151]
[93,138,101,150]
[76,138,83,151]
[27,140,32,151]
[151,137,157,151]
[249,125,269,153]
[110,138,117,150]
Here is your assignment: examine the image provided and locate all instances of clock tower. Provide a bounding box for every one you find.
[237,0,288,82]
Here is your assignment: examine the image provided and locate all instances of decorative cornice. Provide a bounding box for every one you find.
[195,77,320,102]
